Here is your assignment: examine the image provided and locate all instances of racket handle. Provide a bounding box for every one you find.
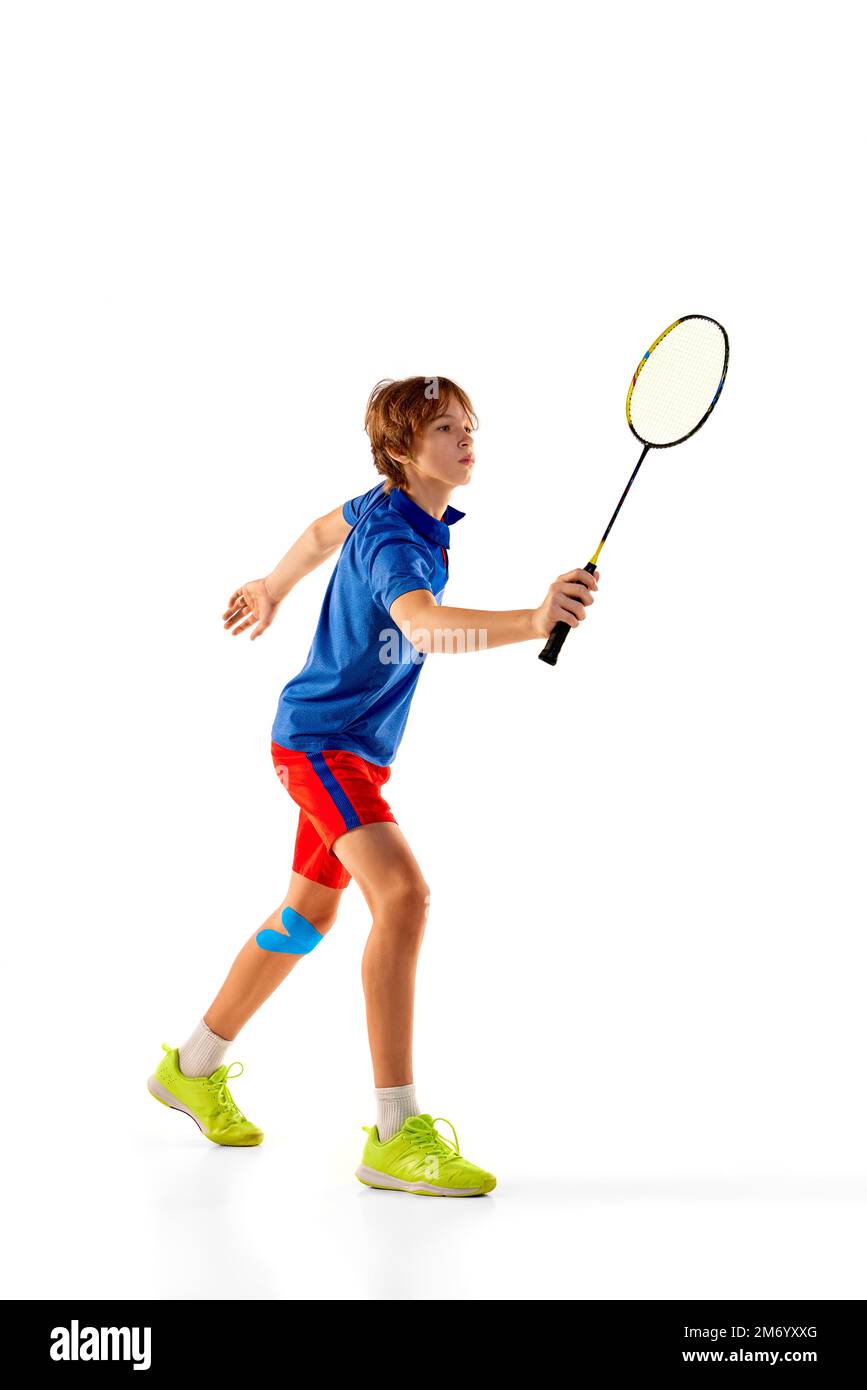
[538,561,597,667]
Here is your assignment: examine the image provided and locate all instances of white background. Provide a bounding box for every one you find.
[2,0,865,1301]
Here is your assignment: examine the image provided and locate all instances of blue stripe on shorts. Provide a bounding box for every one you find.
[306,751,361,831]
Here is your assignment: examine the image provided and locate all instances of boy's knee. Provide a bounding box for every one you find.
[310,906,339,935]
[378,876,430,930]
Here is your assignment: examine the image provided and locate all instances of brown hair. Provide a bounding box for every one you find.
[364,376,478,493]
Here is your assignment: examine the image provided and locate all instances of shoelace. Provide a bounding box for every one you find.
[206,1061,247,1122]
[403,1114,461,1161]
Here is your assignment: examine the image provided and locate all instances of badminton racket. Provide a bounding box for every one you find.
[539,313,729,666]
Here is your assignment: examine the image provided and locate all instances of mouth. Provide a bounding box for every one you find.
[460,455,475,467]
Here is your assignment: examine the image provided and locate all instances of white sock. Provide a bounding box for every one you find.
[178,1018,232,1077]
[375,1083,420,1141]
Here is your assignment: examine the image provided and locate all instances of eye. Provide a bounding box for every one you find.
[437,424,450,431]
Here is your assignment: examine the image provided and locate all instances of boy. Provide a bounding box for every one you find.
[147,375,599,1197]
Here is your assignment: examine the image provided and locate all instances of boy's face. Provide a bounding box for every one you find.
[406,396,475,489]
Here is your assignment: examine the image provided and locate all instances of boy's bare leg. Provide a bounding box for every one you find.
[203,872,343,1040]
[331,822,429,1088]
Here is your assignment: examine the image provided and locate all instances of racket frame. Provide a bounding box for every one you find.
[626,313,729,450]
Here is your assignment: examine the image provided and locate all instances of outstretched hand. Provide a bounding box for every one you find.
[223,578,280,640]
[531,566,600,639]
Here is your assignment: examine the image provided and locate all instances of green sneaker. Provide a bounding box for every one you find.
[356,1113,496,1196]
[147,1042,264,1147]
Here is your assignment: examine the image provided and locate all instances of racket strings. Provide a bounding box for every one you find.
[627,317,726,446]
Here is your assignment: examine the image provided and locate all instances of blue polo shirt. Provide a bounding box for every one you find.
[271,481,465,766]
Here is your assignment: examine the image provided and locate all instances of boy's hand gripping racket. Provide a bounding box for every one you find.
[539,314,729,666]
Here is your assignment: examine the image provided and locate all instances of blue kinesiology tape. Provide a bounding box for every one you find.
[256,906,324,955]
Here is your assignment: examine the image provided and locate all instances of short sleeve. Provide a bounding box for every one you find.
[343,481,385,527]
[369,539,434,616]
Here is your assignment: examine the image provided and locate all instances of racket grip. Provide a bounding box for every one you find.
[538,621,570,665]
[538,561,597,667]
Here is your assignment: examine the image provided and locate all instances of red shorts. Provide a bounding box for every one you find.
[271,741,397,890]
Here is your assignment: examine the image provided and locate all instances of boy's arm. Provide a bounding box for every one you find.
[223,504,351,640]
[265,504,351,602]
[390,567,599,654]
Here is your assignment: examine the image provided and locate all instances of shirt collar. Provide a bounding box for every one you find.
[388,487,466,549]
